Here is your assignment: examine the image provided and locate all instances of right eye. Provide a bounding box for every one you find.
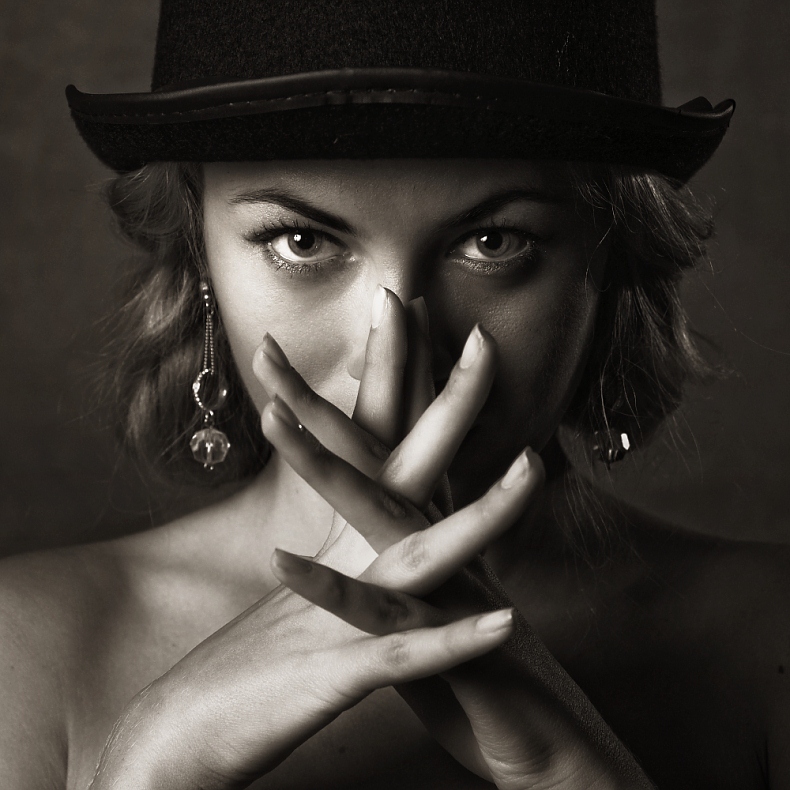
[453,229,535,263]
[269,229,346,264]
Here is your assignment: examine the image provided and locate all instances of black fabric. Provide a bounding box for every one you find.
[66,69,731,129]
[65,0,735,177]
[70,100,729,181]
[151,0,662,104]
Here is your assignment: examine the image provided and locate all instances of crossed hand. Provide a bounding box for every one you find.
[91,290,650,790]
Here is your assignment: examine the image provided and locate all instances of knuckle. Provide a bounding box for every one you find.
[321,569,348,611]
[376,590,412,628]
[365,435,391,462]
[377,487,410,520]
[397,532,428,574]
[306,655,361,708]
[380,633,411,670]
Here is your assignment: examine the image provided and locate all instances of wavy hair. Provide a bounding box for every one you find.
[100,161,714,487]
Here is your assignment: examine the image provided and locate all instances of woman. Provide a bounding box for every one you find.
[1,0,788,788]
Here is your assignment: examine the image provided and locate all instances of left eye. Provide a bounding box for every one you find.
[269,230,345,263]
[454,229,534,261]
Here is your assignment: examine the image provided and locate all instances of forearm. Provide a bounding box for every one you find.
[426,556,654,789]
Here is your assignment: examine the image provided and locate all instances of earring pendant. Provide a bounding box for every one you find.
[190,421,231,469]
[592,429,632,468]
[190,281,231,469]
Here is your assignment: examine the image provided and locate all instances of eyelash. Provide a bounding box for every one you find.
[450,218,540,275]
[245,218,340,276]
[245,217,541,277]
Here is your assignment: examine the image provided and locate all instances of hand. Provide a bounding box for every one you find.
[88,347,519,790]
[90,519,516,790]
[257,289,653,789]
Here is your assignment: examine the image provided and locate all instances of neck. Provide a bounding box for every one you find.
[484,436,630,576]
[200,451,335,585]
[203,434,624,586]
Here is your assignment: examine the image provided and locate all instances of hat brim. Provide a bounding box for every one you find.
[66,68,734,181]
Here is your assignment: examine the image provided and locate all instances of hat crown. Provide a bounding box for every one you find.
[152,0,662,104]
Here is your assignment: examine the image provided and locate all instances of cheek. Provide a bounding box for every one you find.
[439,266,600,505]
[206,235,366,416]
[478,270,600,448]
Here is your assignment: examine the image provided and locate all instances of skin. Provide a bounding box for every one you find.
[0,159,788,790]
[204,160,608,505]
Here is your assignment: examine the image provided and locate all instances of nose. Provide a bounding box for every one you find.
[371,254,426,308]
[345,255,427,381]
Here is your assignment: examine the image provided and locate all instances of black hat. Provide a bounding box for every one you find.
[66,0,734,181]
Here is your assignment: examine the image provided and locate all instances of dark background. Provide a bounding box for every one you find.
[0,0,788,557]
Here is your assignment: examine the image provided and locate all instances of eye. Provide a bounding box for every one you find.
[454,229,534,262]
[269,229,345,264]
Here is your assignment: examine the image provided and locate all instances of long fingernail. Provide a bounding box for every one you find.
[475,608,514,634]
[501,448,532,489]
[459,324,484,369]
[262,333,290,369]
[270,396,302,430]
[371,285,388,329]
[273,548,313,574]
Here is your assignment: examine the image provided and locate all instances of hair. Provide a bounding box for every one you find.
[100,160,714,488]
[562,163,715,448]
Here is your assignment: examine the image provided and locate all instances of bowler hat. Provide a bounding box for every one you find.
[66,0,735,180]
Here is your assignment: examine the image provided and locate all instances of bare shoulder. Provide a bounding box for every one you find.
[633,525,790,783]
[679,537,790,691]
[0,512,250,788]
[0,541,126,787]
[659,534,790,654]
[629,524,790,660]
[0,541,121,676]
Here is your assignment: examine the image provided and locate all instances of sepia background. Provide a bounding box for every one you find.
[0,0,788,556]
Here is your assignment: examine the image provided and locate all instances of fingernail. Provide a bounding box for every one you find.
[271,396,302,430]
[459,324,484,369]
[475,608,514,635]
[501,448,532,489]
[273,548,313,574]
[262,333,290,369]
[371,285,388,329]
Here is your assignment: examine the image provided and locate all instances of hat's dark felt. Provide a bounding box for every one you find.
[66,0,735,178]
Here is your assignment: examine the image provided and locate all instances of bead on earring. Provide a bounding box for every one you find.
[592,429,631,469]
[189,280,231,469]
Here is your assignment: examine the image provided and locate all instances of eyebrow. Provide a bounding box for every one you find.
[230,187,356,234]
[229,186,565,235]
[435,187,567,232]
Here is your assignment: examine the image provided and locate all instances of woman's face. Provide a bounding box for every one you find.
[203,159,609,501]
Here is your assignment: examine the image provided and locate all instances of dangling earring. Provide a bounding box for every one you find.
[592,429,632,469]
[190,280,231,469]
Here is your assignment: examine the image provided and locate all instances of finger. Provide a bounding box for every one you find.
[365,448,545,596]
[395,677,493,780]
[395,297,454,515]
[352,286,409,449]
[381,324,497,509]
[401,297,434,433]
[262,396,427,552]
[253,333,388,478]
[271,549,446,635]
[343,608,515,695]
